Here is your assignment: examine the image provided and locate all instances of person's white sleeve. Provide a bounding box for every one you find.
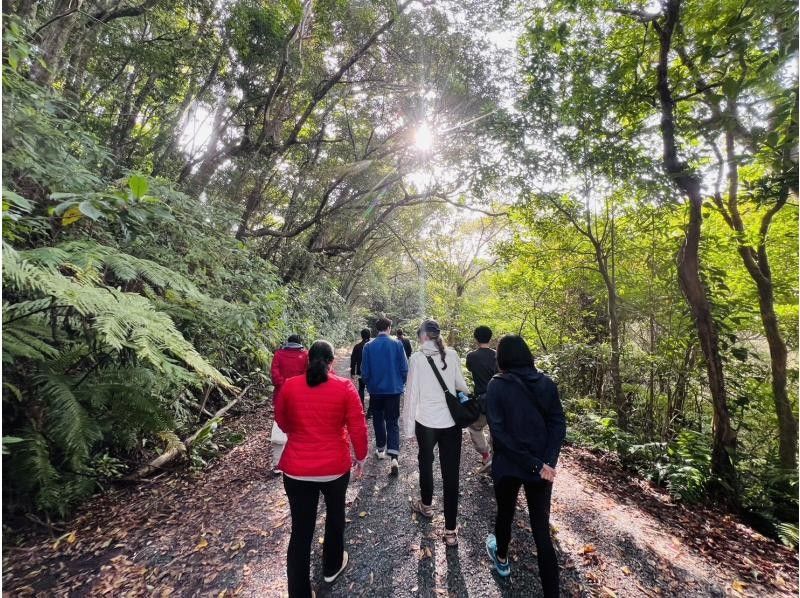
[453,351,469,393]
[402,356,419,438]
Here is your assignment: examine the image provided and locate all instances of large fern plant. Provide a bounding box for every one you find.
[2,240,233,515]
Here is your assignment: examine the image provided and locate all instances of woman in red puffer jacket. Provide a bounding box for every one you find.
[275,340,367,598]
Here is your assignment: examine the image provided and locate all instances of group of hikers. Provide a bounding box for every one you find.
[270,317,567,598]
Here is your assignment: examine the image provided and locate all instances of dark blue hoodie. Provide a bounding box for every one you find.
[485,366,566,483]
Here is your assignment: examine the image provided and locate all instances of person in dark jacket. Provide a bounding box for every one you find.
[484,334,566,597]
[465,325,496,470]
[350,328,371,416]
[361,316,408,475]
[396,328,413,358]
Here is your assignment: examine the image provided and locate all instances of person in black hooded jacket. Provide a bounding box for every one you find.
[483,334,566,597]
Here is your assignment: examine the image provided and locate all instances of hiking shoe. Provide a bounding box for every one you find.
[443,528,458,547]
[375,449,386,460]
[411,498,434,518]
[390,457,399,476]
[486,534,511,577]
[323,550,349,583]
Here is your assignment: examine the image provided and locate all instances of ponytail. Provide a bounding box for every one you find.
[433,335,448,370]
[306,340,335,387]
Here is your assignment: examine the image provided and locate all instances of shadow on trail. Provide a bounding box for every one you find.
[561,507,725,598]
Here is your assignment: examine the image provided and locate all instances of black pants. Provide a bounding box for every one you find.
[357,378,367,408]
[494,476,559,597]
[283,472,350,598]
[415,422,462,530]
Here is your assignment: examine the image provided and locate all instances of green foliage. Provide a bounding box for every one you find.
[777,523,799,550]
[651,430,713,503]
[1,59,353,518]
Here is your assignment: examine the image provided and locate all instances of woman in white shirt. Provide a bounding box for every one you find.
[403,319,469,547]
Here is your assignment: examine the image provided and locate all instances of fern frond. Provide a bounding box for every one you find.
[3,326,58,363]
[22,241,205,300]
[4,244,231,388]
[35,373,101,468]
[778,522,799,549]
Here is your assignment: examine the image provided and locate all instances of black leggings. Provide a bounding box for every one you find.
[493,476,558,597]
[415,422,462,530]
[283,472,350,598]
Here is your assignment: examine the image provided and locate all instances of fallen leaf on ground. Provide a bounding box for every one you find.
[580,544,596,554]
[731,580,747,594]
[195,537,209,551]
[359,511,367,518]
[621,566,631,575]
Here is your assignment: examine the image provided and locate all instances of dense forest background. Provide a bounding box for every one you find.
[2,0,797,549]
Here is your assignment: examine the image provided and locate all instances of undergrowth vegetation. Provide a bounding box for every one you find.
[2,63,347,518]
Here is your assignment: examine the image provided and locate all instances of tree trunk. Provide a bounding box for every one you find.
[594,244,627,430]
[665,343,696,440]
[655,0,737,497]
[112,73,155,166]
[751,264,797,469]
[719,122,797,470]
[675,206,737,489]
[30,0,84,86]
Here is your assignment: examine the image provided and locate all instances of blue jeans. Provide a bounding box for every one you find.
[371,394,400,457]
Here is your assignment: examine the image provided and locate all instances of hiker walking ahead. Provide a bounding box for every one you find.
[270,335,309,474]
[360,316,408,476]
[465,325,497,471]
[350,328,371,417]
[275,340,367,598]
[484,334,566,597]
[396,328,413,358]
[402,319,469,547]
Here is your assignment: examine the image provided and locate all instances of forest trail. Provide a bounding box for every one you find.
[3,351,796,598]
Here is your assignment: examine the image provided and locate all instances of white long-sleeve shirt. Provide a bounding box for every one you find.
[402,340,469,437]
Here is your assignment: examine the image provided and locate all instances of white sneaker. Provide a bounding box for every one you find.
[375,449,387,460]
[390,457,399,476]
[323,550,349,583]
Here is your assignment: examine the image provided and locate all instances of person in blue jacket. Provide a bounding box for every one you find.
[360,316,408,476]
[484,334,566,597]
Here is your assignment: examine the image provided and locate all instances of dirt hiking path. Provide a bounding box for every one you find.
[3,350,796,597]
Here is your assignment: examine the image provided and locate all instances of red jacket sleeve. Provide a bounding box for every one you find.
[275,379,290,433]
[344,379,368,461]
[271,351,285,390]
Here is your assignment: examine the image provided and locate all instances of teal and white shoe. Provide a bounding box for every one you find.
[485,534,511,577]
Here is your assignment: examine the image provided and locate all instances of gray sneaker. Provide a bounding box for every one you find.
[375,449,387,460]
[390,457,399,476]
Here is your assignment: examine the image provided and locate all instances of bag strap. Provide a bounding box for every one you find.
[425,355,450,394]
[497,372,545,420]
